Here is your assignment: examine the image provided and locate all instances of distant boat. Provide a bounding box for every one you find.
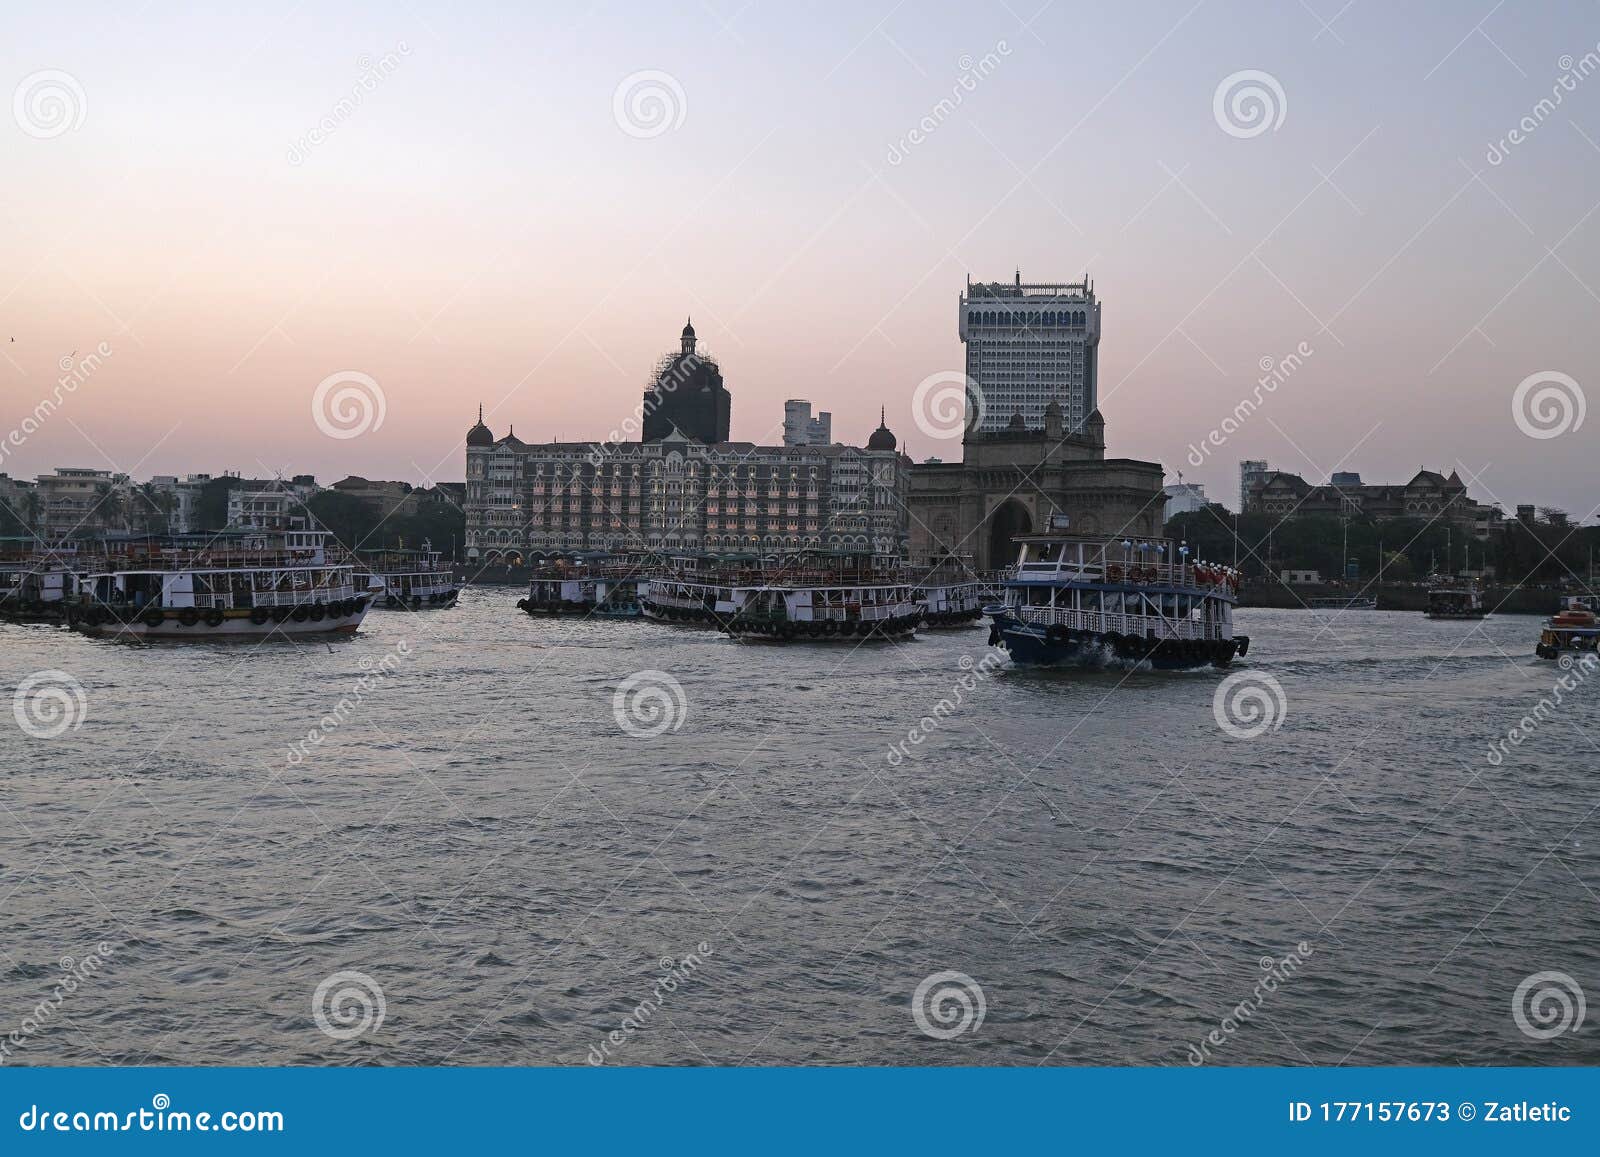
[1424,575,1485,619]
[355,543,459,610]
[517,557,641,618]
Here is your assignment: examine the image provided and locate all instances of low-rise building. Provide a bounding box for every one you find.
[36,467,127,539]
[1246,468,1504,537]
[329,476,420,520]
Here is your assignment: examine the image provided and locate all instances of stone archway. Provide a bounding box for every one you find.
[986,499,1032,570]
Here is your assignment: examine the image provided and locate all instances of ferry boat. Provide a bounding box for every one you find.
[640,554,746,628]
[1424,575,1486,619]
[66,524,372,640]
[912,567,989,629]
[1535,597,1600,664]
[356,544,460,610]
[517,557,642,618]
[722,554,923,642]
[985,525,1247,669]
[0,539,84,623]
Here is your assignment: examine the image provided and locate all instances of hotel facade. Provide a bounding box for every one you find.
[463,325,910,561]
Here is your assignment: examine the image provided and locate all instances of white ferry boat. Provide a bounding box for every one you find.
[517,557,642,618]
[723,554,923,642]
[986,524,1247,669]
[640,554,747,628]
[356,544,460,610]
[912,575,988,628]
[0,538,84,623]
[66,525,372,640]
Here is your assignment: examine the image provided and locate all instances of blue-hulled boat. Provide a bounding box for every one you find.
[985,523,1248,670]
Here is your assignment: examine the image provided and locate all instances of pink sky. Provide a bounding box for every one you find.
[4,3,1597,518]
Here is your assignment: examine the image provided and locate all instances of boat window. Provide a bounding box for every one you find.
[1081,589,1101,612]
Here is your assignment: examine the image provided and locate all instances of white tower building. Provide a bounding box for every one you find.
[783,400,832,447]
[959,273,1100,434]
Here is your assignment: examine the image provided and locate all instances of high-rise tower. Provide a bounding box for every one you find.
[959,273,1100,434]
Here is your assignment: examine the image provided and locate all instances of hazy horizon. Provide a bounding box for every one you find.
[4,1,1598,518]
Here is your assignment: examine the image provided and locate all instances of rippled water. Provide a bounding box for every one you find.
[3,595,1597,1066]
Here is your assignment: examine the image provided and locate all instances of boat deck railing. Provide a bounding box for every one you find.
[1008,604,1218,641]
[1009,559,1239,594]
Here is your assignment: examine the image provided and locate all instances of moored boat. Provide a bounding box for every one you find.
[0,539,85,624]
[1424,576,1486,619]
[640,554,746,628]
[722,554,922,642]
[66,524,372,640]
[912,577,988,629]
[518,557,642,618]
[986,525,1247,669]
[356,544,460,610]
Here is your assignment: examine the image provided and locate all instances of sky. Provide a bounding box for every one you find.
[2,1,1598,518]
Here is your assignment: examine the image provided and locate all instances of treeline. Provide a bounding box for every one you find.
[1163,505,1599,587]
[304,489,465,557]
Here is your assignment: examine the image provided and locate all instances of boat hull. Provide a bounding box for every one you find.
[988,613,1244,670]
[725,614,920,642]
[641,603,727,628]
[66,599,373,640]
[375,589,460,610]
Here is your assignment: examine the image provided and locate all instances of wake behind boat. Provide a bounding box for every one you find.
[986,523,1247,669]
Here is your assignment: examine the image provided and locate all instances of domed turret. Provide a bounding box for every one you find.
[466,404,495,447]
[867,406,897,451]
[681,317,697,355]
[1007,409,1026,430]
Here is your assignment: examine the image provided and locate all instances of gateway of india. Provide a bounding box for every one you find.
[907,274,1166,572]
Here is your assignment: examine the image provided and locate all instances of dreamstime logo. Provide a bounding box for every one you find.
[911,970,986,1040]
[0,940,117,1064]
[1212,70,1286,139]
[285,639,413,766]
[1212,670,1286,738]
[312,370,386,440]
[0,342,113,470]
[885,41,1011,165]
[586,942,713,1065]
[13,70,87,139]
[1487,47,1600,165]
[911,370,983,440]
[887,650,1006,765]
[1187,341,1313,466]
[13,670,88,738]
[312,969,386,1041]
[1187,942,1314,1064]
[287,43,411,166]
[612,670,687,737]
[1512,970,1586,1041]
[612,70,686,139]
[1511,371,1585,440]
[1486,653,1596,765]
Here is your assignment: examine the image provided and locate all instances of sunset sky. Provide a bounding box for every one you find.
[3,1,1598,518]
